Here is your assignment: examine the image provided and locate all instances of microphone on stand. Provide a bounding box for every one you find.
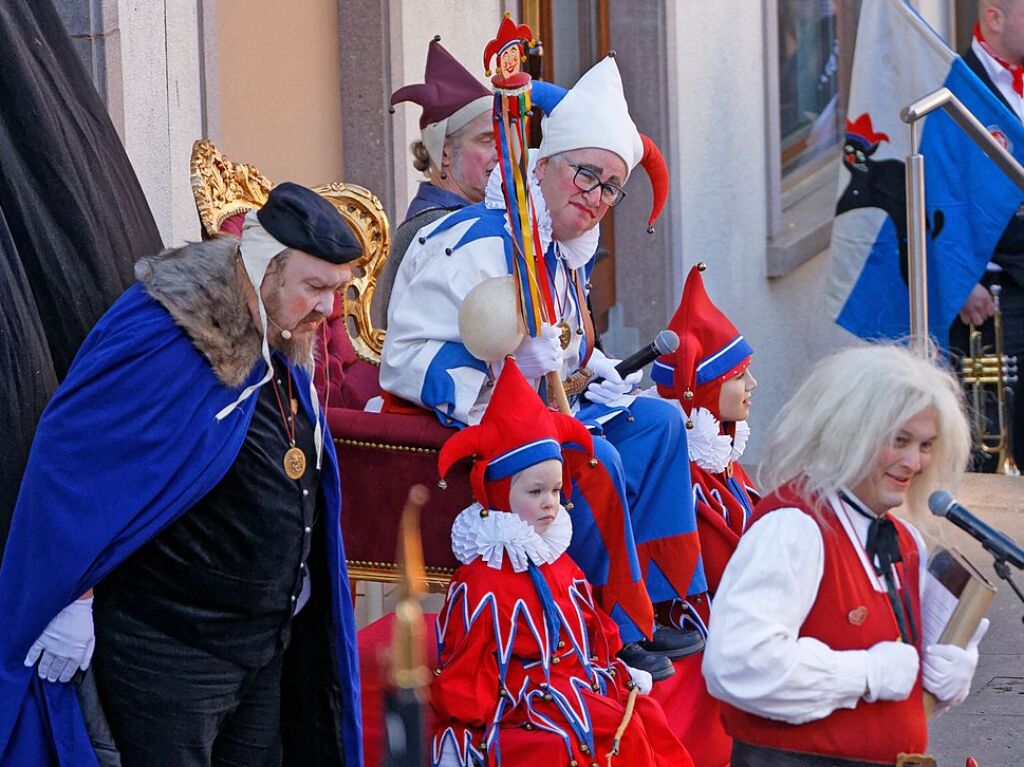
[590,329,679,387]
[929,490,1024,569]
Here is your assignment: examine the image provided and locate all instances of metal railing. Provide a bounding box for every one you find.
[900,87,1024,347]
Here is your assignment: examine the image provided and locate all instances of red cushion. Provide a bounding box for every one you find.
[330,409,472,574]
[314,310,383,411]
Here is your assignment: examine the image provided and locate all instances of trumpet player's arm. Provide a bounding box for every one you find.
[958,283,996,326]
[379,217,507,427]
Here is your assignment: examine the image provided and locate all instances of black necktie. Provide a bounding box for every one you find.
[840,493,918,645]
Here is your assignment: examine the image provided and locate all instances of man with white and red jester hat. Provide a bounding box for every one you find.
[430,359,694,767]
[381,18,707,680]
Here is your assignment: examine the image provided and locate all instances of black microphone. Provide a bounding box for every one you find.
[611,330,680,378]
[929,490,1024,569]
[584,330,679,401]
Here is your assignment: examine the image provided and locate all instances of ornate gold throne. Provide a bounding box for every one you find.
[189,140,469,590]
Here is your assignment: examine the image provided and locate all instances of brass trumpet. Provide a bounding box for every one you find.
[961,284,1019,474]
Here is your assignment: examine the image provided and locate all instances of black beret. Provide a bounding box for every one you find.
[257,182,362,264]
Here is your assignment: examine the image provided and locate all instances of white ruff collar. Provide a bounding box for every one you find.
[450,503,573,572]
[686,407,750,473]
[485,150,600,271]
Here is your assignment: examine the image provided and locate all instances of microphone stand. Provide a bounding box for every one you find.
[990,558,1024,625]
[384,485,431,767]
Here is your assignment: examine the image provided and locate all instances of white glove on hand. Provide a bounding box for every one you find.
[923,618,989,705]
[864,640,920,702]
[625,664,653,695]
[585,351,643,405]
[513,324,563,379]
[24,597,95,683]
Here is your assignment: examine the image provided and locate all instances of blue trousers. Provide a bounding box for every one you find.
[568,396,705,642]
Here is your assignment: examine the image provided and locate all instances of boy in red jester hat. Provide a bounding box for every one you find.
[430,360,693,767]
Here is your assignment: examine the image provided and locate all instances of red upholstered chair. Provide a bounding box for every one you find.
[189,140,469,589]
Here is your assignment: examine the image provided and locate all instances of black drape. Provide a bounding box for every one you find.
[0,0,163,550]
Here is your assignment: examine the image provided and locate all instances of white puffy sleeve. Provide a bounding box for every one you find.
[702,508,873,724]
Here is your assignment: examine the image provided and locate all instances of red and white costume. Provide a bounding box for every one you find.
[703,481,982,763]
[645,264,759,767]
[653,264,759,597]
[431,361,692,767]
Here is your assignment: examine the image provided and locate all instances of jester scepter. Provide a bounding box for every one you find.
[482,14,573,413]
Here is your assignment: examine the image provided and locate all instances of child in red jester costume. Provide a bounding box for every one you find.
[430,359,694,767]
[653,263,759,601]
[643,263,758,767]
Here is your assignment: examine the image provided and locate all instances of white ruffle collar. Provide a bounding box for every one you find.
[485,150,600,271]
[450,503,573,572]
[686,407,750,473]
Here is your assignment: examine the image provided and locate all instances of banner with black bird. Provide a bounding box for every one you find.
[827,0,1024,344]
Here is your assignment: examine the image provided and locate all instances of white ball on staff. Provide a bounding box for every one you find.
[459,276,525,362]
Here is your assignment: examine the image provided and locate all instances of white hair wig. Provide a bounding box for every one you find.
[759,343,971,512]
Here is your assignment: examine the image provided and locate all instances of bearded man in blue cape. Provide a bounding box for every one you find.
[0,183,363,766]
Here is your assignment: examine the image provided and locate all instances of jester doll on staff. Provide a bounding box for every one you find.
[380,14,705,678]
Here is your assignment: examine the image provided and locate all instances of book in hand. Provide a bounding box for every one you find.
[921,547,996,716]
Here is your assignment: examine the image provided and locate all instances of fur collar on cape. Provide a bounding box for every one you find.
[134,236,262,388]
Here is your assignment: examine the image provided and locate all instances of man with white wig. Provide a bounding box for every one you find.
[377,36,496,322]
[381,53,704,679]
[704,344,987,767]
[2,183,363,766]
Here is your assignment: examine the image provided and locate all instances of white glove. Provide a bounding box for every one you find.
[864,640,920,702]
[625,664,653,695]
[585,350,643,405]
[513,324,563,379]
[923,618,989,705]
[24,597,96,683]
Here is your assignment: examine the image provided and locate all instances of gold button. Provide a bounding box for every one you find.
[558,641,565,649]
[552,656,560,664]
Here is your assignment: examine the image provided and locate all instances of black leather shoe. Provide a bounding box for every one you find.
[640,625,705,659]
[617,642,675,681]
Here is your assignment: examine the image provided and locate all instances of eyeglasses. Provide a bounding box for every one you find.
[567,163,627,207]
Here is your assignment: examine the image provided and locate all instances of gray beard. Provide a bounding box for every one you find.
[268,326,317,374]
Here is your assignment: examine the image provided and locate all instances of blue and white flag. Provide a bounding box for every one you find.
[827,0,1024,344]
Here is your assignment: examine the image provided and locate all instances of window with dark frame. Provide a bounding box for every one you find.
[777,0,861,184]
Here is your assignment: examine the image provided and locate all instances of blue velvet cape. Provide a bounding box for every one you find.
[0,284,362,766]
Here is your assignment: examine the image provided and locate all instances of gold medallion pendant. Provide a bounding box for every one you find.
[558,320,572,350]
[284,446,306,480]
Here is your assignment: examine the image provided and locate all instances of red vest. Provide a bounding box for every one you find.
[720,484,927,764]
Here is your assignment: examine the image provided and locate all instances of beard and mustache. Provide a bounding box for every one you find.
[262,289,325,372]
